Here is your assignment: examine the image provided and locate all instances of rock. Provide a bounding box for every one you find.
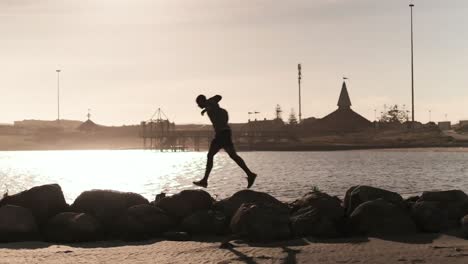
[411,201,447,232]
[163,231,191,241]
[350,198,417,236]
[0,205,38,242]
[156,190,214,219]
[124,204,174,240]
[405,196,420,210]
[290,191,344,217]
[344,186,405,216]
[419,190,468,203]
[155,193,166,203]
[417,190,468,229]
[461,215,468,238]
[0,184,67,225]
[181,210,227,235]
[405,196,420,203]
[44,212,101,242]
[71,190,149,232]
[215,190,288,219]
[230,203,290,242]
[291,206,340,238]
[289,191,345,238]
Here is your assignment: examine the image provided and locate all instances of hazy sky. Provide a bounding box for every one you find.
[1,0,467,125]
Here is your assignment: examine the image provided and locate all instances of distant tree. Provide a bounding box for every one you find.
[379,104,409,123]
[288,109,298,125]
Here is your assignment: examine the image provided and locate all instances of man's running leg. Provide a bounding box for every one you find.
[224,146,257,188]
[193,140,221,188]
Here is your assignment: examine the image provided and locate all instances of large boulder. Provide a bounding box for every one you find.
[411,201,448,232]
[419,190,468,203]
[155,190,214,219]
[290,191,344,217]
[291,206,340,238]
[344,186,405,216]
[215,190,288,219]
[181,210,228,235]
[124,204,174,240]
[290,191,345,238]
[230,203,290,242]
[404,196,420,210]
[0,205,38,242]
[417,190,468,229]
[0,184,67,225]
[350,198,417,236]
[44,212,101,242]
[71,190,149,232]
[461,215,468,238]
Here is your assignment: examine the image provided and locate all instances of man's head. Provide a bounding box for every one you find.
[196,94,207,108]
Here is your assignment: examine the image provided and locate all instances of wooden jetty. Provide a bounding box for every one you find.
[140,122,297,151]
[141,108,298,151]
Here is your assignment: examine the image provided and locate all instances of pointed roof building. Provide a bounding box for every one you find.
[337,81,352,109]
[309,81,372,133]
[77,119,99,132]
[77,110,100,132]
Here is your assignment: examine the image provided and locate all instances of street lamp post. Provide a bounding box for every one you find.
[298,64,302,123]
[56,69,61,121]
[410,3,415,123]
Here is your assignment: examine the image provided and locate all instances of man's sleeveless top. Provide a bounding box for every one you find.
[207,106,230,133]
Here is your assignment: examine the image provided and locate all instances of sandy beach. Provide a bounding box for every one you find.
[1,234,467,264]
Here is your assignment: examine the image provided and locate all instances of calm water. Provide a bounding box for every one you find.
[1,149,467,203]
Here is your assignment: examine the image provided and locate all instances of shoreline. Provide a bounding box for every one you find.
[1,233,468,263]
[237,143,468,152]
[1,184,468,263]
[0,144,467,152]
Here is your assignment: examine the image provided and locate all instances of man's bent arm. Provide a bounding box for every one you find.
[208,95,222,104]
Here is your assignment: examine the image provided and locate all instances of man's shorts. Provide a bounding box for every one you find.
[211,129,234,149]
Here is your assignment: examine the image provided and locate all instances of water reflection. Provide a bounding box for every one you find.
[0,149,467,203]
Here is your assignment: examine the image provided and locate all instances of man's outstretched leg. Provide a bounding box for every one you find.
[225,146,257,188]
[193,142,221,188]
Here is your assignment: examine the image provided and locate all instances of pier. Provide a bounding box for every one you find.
[140,108,298,151]
[140,122,297,151]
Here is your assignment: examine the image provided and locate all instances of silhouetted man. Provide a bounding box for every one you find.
[193,94,257,188]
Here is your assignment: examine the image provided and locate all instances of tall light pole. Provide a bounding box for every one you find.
[297,63,302,123]
[410,3,415,123]
[56,69,61,121]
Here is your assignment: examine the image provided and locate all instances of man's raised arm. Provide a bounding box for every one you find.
[208,95,222,104]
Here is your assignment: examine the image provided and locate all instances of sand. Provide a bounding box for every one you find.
[1,233,467,264]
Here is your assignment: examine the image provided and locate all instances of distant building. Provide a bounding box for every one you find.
[460,120,468,128]
[77,119,100,132]
[303,81,372,133]
[246,118,285,131]
[14,119,82,130]
[438,121,451,131]
[301,117,318,126]
[231,118,285,133]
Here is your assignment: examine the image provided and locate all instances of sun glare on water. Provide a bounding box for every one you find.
[0,150,207,203]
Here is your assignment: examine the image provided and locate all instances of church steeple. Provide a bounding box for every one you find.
[337,81,352,109]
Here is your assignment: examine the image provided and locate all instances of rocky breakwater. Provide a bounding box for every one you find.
[1,184,468,244]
